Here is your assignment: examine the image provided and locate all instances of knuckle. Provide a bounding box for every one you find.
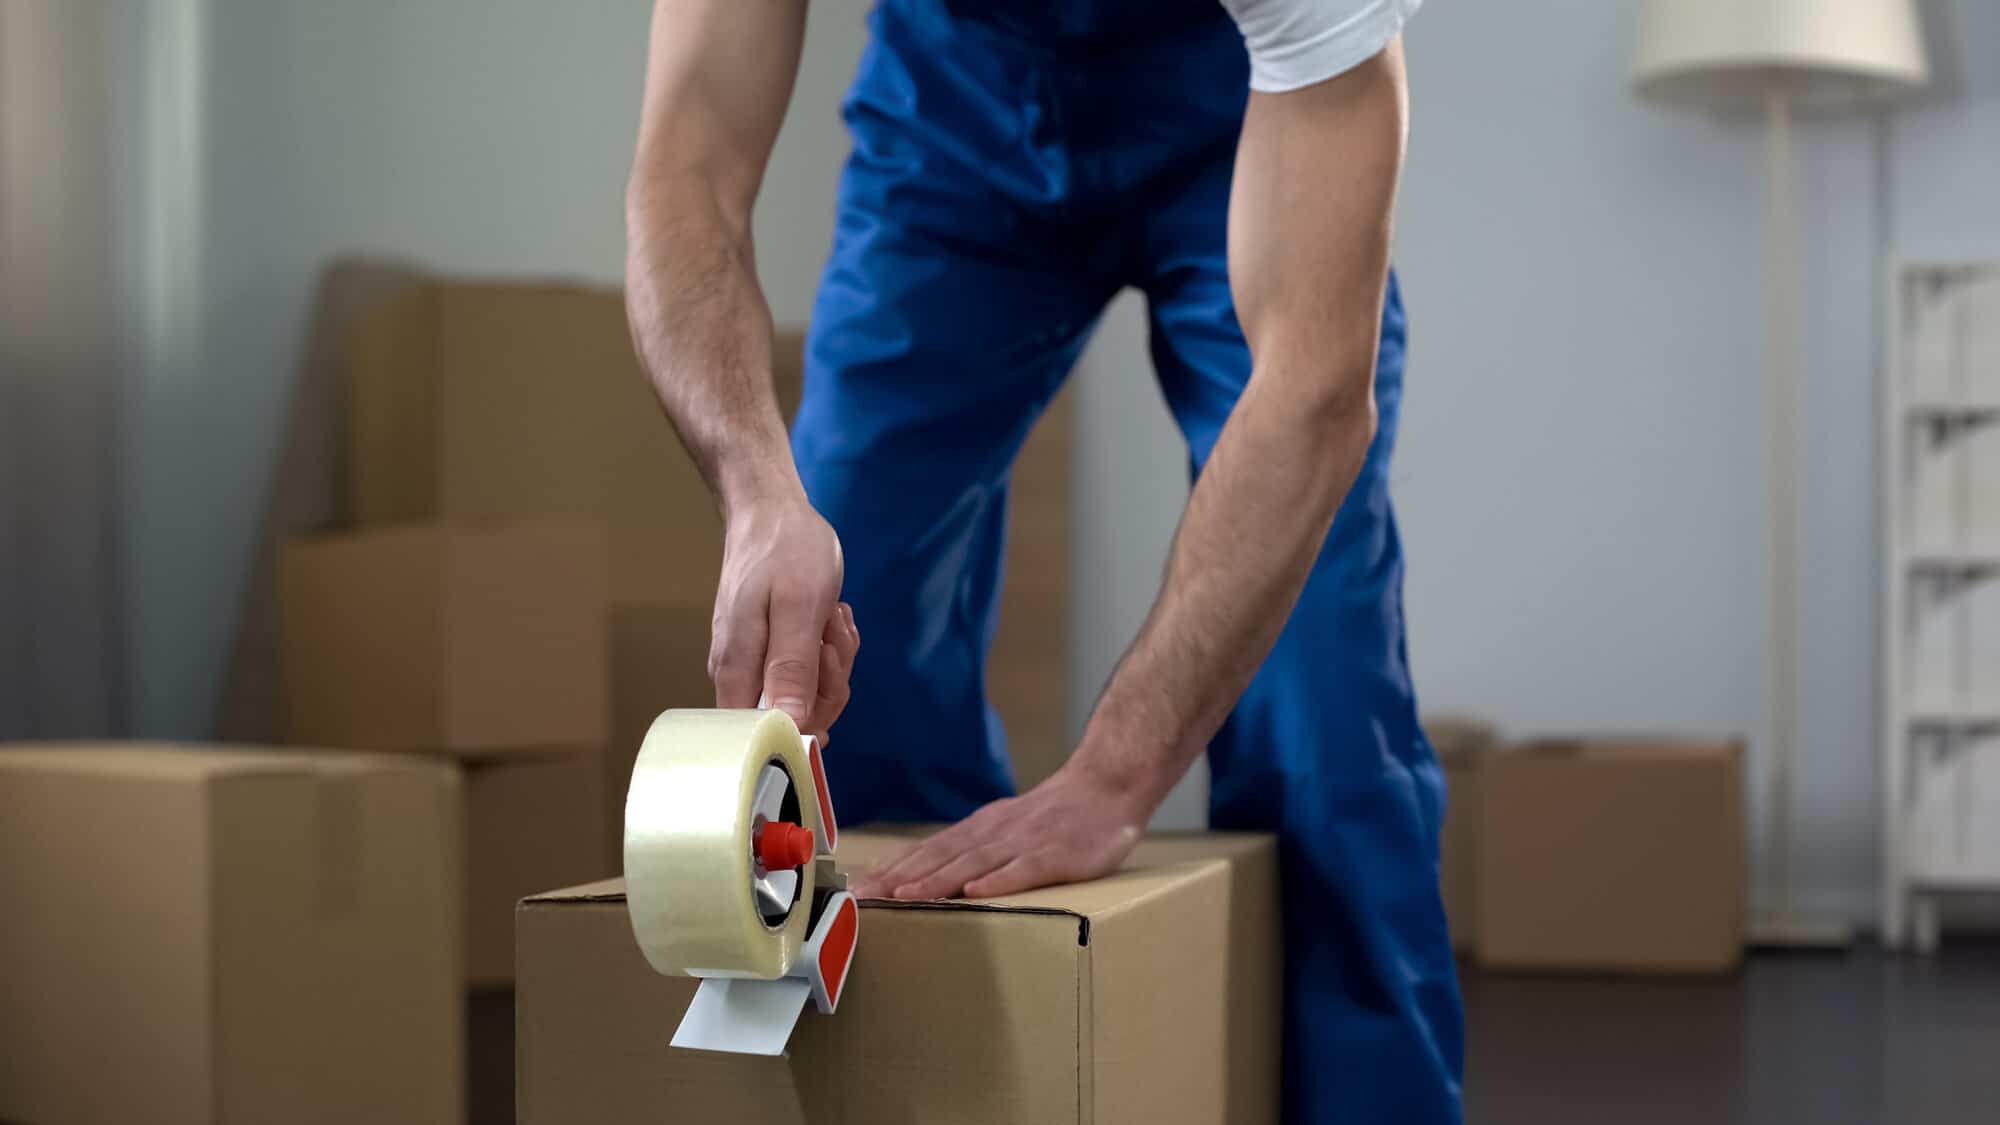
[710,640,745,674]
[764,656,815,683]
[712,584,748,625]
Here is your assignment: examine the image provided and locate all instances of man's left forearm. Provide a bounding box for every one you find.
[1071,359,1379,808]
[1072,42,1406,812]
[1080,358,1376,804]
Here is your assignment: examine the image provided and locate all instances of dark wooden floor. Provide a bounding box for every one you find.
[1463,942,2000,1124]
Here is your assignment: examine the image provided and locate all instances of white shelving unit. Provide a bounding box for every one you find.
[1883,261,2000,952]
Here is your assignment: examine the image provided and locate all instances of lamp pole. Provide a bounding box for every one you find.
[1763,80,1801,929]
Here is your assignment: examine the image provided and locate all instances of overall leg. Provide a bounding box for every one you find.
[795,11,1117,825]
[1144,166,1464,1124]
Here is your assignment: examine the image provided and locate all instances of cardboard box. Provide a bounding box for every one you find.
[347,284,805,608]
[603,606,716,857]
[281,522,608,754]
[465,754,614,987]
[517,831,1280,1125]
[1427,716,1497,954]
[1477,737,1746,974]
[0,744,462,1125]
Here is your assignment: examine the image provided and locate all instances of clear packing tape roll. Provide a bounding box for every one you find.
[624,709,823,980]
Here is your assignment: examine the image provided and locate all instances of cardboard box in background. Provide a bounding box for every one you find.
[465,754,612,988]
[604,606,715,857]
[516,832,1281,1125]
[0,745,462,1125]
[348,282,725,608]
[280,522,608,754]
[1477,737,1746,974]
[1426,716,1497,954]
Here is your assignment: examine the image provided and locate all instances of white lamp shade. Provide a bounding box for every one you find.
[1635,0,1929,111]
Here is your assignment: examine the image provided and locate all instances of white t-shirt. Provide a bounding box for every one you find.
[1219,0,1420,93]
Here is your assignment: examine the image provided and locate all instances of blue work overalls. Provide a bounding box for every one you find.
[791,3,1463,1120]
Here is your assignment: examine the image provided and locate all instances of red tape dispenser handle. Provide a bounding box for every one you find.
[798,890,859,1014]
[803,734,838,854]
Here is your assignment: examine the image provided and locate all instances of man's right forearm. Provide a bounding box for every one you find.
[626,173,802,520]
[623,0,848,727]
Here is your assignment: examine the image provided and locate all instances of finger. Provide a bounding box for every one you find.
[823,607,858,683]
[708,595,766,710]
[893,842,1014,900]
[821,609,857,685]
[850,842,926,898]
[836,602,859,662]
[863,798,1013,893]
[806,639,851,740]
[963,846,1067,898]
[762,581,834,728]
[862,823,981,897]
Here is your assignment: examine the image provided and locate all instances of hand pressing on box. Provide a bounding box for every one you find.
[710,496,859,745]
[852,755,1154,900]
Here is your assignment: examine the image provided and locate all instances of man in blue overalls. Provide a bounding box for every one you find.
[626,2,1459,1120]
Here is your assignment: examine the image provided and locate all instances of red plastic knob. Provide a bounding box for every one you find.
[757,821,815,870]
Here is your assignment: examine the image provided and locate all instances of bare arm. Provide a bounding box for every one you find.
[859,41,1409,899]
[627,0,857,735]
[1074,40,1408,810]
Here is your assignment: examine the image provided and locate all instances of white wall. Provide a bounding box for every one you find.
[127,0,2000,918]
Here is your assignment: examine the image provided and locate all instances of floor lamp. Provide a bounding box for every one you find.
[1633,0,1929,947]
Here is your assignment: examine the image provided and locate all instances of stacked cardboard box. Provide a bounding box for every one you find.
[280,522,614,989]
[339,282,687,876]
[516,830,1281,1125]
[0,745,463,1125]
[346,282,722,609]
